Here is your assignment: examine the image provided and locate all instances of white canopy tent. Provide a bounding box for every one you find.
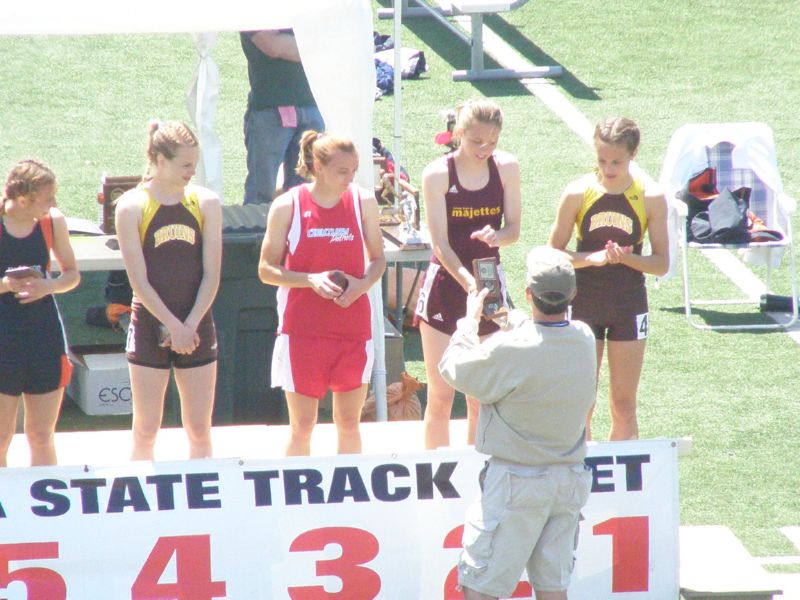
[1,0,392,419]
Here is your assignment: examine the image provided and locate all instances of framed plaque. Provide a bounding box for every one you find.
[100,175,141,234]
[472,257,506,318]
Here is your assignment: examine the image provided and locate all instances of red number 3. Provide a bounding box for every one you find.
[288,526,381,599]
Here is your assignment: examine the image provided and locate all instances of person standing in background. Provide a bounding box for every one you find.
[116,120,222,461]
[0,159,80,467]
[241,29,325,204]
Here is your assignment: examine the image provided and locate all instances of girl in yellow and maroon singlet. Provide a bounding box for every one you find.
[259,131,385,456]
[549,117,669,441]
[115,120,222,461]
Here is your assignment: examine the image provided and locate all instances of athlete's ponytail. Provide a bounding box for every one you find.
[295,131,358,180]
[143,119,199,181]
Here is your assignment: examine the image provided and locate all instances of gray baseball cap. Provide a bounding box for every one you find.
[526,246,576,305]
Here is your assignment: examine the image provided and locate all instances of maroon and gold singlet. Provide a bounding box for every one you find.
[415,153,507,336]
[571,176,650,341]
[126,187,217,368]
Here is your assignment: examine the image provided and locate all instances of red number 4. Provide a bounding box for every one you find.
[0,542,66,599]
[131,535,227,600]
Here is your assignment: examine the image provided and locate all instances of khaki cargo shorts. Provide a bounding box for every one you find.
[458,460,592,597]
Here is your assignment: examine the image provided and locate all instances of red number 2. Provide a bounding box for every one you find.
[442,526,532,599]
[131,535,227,600]
[592,516,649,592]
[0,542,66,599]
[288,526,381,599]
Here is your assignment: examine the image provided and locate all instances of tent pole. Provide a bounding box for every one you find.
[392,0,403,209]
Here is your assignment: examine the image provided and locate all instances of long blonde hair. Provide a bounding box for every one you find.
[143,119,199,181]
[451,98,504,147]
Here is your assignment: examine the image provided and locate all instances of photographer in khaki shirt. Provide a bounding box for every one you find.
[439,246,596,600]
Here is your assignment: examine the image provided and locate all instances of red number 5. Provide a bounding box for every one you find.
[0,542,66,599]
[288,526,381,599]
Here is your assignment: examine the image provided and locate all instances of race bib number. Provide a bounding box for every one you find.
[636,313,649,340]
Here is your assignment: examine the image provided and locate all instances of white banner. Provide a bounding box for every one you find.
[0,440,678,599]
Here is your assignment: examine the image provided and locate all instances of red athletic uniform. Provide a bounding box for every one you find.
[272,183,373,398]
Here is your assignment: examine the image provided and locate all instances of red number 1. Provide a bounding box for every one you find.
[592,516,649,592]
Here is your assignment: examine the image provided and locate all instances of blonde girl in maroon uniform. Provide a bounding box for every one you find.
[116,120,222,460]
[549,117,669,440]
[259,131,385,456]
[0,159,79,467]
[416,98,521,449]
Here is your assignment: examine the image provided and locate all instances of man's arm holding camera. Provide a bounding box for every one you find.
[438,289,517,404]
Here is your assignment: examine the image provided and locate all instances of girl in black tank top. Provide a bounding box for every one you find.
[0,159,80,467]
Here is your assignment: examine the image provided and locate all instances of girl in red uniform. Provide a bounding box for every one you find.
[0,159,80,467]
[415,98,521,449]
[549,117,669,440]
[116,120,222,460]
[259,131,386,456]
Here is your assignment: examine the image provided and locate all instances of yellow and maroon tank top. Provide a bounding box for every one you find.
[135,186,204,320]
[575,176,648,290]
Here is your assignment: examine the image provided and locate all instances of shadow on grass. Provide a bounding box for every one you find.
[483,13,600,101]
[375,0,599,101]
[659,305,786,334]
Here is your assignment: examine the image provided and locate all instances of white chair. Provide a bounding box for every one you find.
[659,122,798,330]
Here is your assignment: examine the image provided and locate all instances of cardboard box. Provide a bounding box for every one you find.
[67,345,132,416]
